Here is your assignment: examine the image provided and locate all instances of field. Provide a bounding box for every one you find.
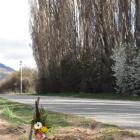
[0,98,140,140]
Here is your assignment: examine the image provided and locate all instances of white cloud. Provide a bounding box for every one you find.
[0,0,36,70]
[0,39,36,70]
[0,0,30,41]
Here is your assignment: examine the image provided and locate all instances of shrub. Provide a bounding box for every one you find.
[112,43,140,95]
[0,67,37,93]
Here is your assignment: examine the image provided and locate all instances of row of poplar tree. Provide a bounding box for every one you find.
[29,0,140,95]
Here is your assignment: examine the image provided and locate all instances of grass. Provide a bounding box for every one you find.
[0,97,139,140]
[32,92,140,101]
[0,98,31,122]
[0,97,95,127]
[2,106,14,120]
[10,91,140,101]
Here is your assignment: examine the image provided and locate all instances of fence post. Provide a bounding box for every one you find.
[28,97,40,140]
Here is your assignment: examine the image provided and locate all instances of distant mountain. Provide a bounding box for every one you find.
[0,63,15,80]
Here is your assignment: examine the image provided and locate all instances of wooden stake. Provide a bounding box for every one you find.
[28,97,40,140]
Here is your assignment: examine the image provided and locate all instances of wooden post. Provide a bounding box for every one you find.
[20,61,23,94]
[28,97,40,140]
[28,128,33,140]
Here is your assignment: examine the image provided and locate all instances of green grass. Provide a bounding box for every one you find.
[0,97,97,127]
[34,92,140,101]
[0,97,139,140]
[0,99,33,124]
[2,106,14,120]
[11,91,140,101]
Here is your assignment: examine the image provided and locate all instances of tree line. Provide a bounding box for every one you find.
[29,0,140,94]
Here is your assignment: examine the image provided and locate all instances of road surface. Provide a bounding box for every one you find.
[0,95,140,130]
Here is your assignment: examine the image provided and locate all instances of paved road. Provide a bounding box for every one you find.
[0,95,140,130]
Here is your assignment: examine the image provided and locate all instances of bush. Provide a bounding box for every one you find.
[112,43,140,95]
[0,67,37,93]
[37,52,114,93]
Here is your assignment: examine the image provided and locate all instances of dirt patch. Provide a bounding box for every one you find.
[47,127,140,140]
[0,118,140,140]
[0,118,27,140]
[50,127,97,140]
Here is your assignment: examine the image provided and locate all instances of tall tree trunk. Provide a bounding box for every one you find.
[118,0,132,44]
[29,0,136,93]
[135,0,140,47]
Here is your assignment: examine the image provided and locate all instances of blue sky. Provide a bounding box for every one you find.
[0,0,36,70]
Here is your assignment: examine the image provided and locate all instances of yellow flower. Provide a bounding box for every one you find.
[39,126,49,133]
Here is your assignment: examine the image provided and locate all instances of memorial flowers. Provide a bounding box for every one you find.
[30,98,50,140]
[32,121,49,140]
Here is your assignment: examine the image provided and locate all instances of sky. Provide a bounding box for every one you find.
[0,0,36,70]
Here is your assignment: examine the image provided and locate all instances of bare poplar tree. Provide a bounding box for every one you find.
[135,0,140,47]
[29,0,138,93]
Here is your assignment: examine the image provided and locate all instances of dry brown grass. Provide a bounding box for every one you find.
[47,127,140,140]
[0,118,27,140]
[0,98,140,140]
[0,117,140,140]
[0,67,36,93]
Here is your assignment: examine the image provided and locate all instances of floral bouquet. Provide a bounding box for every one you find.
[30,97,50,140]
